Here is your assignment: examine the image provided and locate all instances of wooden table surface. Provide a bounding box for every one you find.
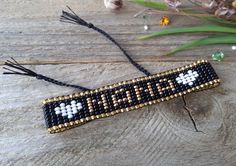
[1,0,236,165]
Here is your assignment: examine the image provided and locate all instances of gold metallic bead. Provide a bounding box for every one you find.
[139,103,144,107]
[98,101,102,104]
[75,120,80,124]
[70,121,74,126]
[53,126,58,130]
[59,128,66,132]
[69,94,74,98]
[80,118,85,123]
[58,96,63,100]
[47,99,52,103]
[86,117,91,121]
[80,92,84,96]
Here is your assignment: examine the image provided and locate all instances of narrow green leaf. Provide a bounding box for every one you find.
[129,0,168,10]
[166,34,236,55]
[200,16,236,27]
[139,25,236,40]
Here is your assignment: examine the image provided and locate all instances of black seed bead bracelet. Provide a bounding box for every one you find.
[43,60,220,133]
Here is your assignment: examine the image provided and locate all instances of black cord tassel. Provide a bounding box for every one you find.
[60,6,151,76]
[3,58,90,91]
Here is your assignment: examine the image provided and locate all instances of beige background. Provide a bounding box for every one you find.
[0,0,236,165]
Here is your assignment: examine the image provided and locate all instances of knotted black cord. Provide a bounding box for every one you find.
[3,6,151,92]
[3,58,90,91]
[60,6,151,76]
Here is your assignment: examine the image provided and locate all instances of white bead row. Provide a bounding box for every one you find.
[54,100,83,119]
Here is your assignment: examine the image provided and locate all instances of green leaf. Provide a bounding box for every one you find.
[129,0,168,10]
[202,16,236,27]
[139,25,236,40]
[166,34,236,55]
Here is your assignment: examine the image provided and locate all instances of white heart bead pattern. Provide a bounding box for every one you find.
[176,70,199,86]
[54,100,83,119]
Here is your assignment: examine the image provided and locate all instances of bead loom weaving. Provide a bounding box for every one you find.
[3,7,221,134]
[43,60,220,133]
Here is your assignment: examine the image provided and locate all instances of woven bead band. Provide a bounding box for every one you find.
[43,60,220,133]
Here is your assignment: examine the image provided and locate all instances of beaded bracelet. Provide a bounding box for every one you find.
[43,60,220,133]
[3,7,221,134]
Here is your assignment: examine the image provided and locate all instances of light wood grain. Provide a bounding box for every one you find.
[1,0,236,165]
